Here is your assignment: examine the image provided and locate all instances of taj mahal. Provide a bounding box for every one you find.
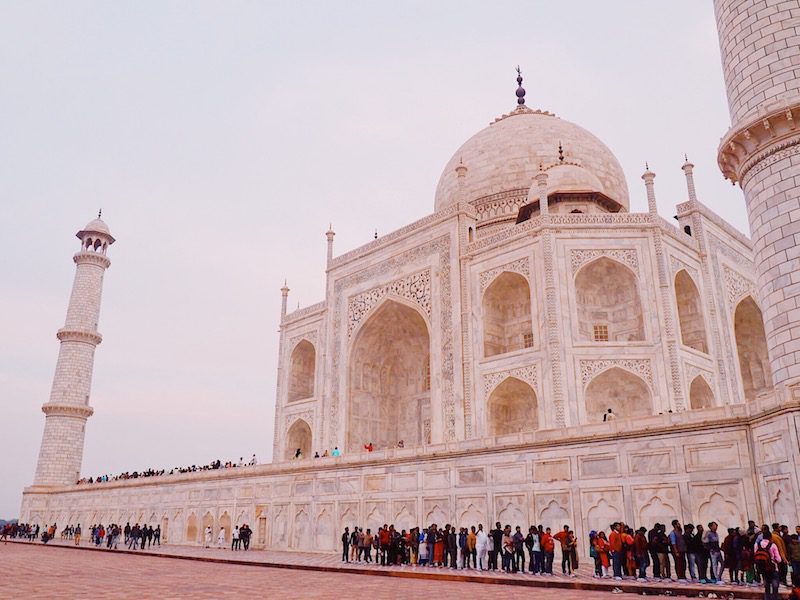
[20,0,800,554]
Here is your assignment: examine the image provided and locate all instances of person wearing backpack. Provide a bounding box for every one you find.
[754,524,782,600]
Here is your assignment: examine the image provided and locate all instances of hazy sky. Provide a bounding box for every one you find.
[0,1,746,518]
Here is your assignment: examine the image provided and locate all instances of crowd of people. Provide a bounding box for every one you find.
[1,521,162,550]
[202,524,253,551]
[340,519,800,599]
[76,455,258,485]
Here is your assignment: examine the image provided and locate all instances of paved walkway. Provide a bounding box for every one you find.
[3,538,790,599]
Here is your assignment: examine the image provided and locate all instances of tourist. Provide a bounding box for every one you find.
[607,522,623,579]
[232,526,240,550]
[754,524,781,600]
[466,526,477,568]
[512,525,525,573]
[703,521,722,582]
[331,447,341,457]
[124,522,131,545]
[542,527,555,574]
[294,448,303,460]
[204,525,212,548]
[525,525,540,573]
[788,534,800,587]
[771,523,789,586]
[595,530,611,577]
[433,527,444,567]
[669,520,688,581]
[350,527,359,562]
[501,525,514,572]
[74,523,81,546]
[634,527,649,580]
[603,408,616,421]
[446,525,457,568]
[417,529,428,566]
[341,527,350,562]
[489,522,502,570]
[364,442,374,452]
[685,523,700,580]
[364,528,373,563]
[313,451,320,458]
[553,524,572,575]
[153,524,161,546]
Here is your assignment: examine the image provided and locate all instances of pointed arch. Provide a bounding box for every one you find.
[348,299,430,451]
[186,513,198,544]
[675,270,708,352]
[689,375,714,409]
[734,296,772,400]
[218,511,232,544]
[288,340,316,402]
[584,366,651,422]
[487,376,538,436]
[285,418,312,460]
[575,257,644,342]
[482,271,533,357]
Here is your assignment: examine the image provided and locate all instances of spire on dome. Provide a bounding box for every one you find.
[515,66,526,106]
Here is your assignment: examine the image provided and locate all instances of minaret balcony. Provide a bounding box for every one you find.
[41,402,94,418]
[73,251,111,268]
[57,328,103,345]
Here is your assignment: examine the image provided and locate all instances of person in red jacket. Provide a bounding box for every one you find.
[553,525,570,574]
[634,527,650,580]
[541,528,555,574]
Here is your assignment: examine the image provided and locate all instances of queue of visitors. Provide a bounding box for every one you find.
[76,455,258,485]
[340,519,800,599]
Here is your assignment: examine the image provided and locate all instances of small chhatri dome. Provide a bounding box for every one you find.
[434,75,629,212]
[77,210,115,243]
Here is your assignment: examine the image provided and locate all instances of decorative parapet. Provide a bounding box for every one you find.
[675,200,752,250]
[56,328,102,345]
[41,403,94,418]
[282,301,326,325]
[329,202,469,269]
[718,99,800,185]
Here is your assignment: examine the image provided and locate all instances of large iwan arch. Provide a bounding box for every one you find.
[487,377,538,436]
[734,296,772,400]
[482,272,533,357]
[575,257,644,342]
[585,367,652,422]
[288,340,315,402]
[348,299,431,452]
[675,270,708,353]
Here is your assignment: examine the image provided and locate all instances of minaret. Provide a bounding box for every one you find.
[642,163,657,214]
[325,225,335,265]
[715,0,800,387]
[33,214,115,486]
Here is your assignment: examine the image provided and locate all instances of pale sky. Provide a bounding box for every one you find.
[0,1,746,518]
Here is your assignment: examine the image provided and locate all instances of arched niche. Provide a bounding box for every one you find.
[186,513,198,544]
[482,272,533,357]
[219,512,232,544]
[348,299,431,452]
[585,366,652,422]
[286,419,312,460]
[675,270,708,353]
[689,375,714,409]
[487,377,538,436]
[734,296,773,399]
[288,340,316,402]
[575,258,644,342]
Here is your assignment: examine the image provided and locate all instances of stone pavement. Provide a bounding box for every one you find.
[2,539,790,599]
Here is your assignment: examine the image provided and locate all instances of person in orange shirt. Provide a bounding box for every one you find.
[553,525,570,575]
[542,527,556,574]
[608,522,624,579]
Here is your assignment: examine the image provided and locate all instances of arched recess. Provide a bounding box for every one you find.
[288,340,316,402]
[285,419,312,460]
[348,299,431,451]
[584,366,652,422]
[734,296,773,400]
[689,375,714,409]
[219,512,232,544]
[487,376,538,436]
[575,258,644,342]
[675,270,708,352]
[186,513,198,544]
[161,516,169,543]
[201,512,214,544]
[482,272,533,357]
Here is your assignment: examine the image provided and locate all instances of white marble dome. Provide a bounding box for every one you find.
[434,108,630,211]
[82,217,111,235]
